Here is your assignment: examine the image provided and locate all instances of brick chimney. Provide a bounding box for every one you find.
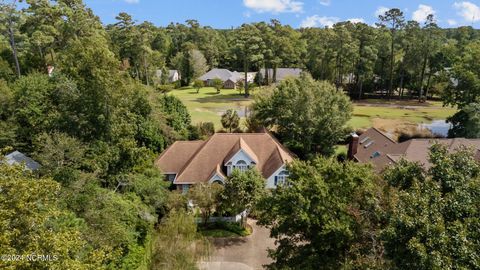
[347,133,359,160]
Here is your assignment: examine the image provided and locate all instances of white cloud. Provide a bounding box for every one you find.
[453,1,480,22]
[347,18,365,24]
[412,4,436,23]
[300,15,339,28]
[447,19,458,26]
[319,0,330,6]
[124,0,139,3]
[243,0,303,13]
[375,6,389,17]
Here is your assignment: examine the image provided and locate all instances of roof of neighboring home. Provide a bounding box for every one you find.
[4,151,41,171]
[155,132,295,184]
[260,68,303,81]
[198,69,242,82]
[354,128,480,171]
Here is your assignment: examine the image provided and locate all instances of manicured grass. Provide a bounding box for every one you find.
[169,87,458,131]
[169,87,253,129]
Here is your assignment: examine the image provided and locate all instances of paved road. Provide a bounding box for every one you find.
[198,220,275,270]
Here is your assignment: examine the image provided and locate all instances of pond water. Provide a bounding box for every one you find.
[419,120,451,137]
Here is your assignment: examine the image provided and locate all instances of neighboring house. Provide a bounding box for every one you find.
[156,69,181,83]
[260,68,302,83]
[3,151,41,171]
[198,69,254,89]
[348,127,480,172]
[155,131,295,192]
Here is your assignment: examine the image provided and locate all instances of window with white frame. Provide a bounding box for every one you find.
[275,170,289,186]
[234,160,249,172]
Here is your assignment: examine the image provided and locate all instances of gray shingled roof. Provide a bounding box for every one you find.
[198,69,242,82]
[4,151,41,171]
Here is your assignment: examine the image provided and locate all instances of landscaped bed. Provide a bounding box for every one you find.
[198,221,252,238]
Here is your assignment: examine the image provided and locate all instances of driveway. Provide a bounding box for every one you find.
[198,220,275,270]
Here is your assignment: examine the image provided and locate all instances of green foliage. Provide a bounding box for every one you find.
[252,73,353,157]
[199,221,251,238]
[152,209,210,270]
[188,183,224,225]
[211,77,223,94]
[447,102,480,138]
[443,40,480,107]
[0,164,107,270]
[12,73,55,147]
[193,79,204,93]
[383,159,425,190]
[220,109,240,132]
[33,132,85,185]
[383,144,480,269]
[196,121,215,138]
[257,158,384,269]
[220,169,265,226]
[157,94,191,134]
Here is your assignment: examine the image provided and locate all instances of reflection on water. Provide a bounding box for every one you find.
[419,120,451,137]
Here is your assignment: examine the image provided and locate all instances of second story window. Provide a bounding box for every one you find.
[275,170,289,186]
[234,160,249,172]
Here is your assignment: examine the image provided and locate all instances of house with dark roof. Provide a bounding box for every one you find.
[348,128,480,171]
[198,69,254,89]
[155,132,294,192]
[3,151,41,171]
[260,68,302,83]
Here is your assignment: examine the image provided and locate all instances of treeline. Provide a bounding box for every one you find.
[0,0,201,269]
[2,4,480,100]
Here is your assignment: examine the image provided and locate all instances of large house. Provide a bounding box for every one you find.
[260,68,302,83]
[156,69,180,83]
[348,127,480,171]
[155,132,294,192]
[3,151,41,171]
[198,69,254,89]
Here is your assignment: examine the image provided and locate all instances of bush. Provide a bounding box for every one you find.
[200,221,250,237]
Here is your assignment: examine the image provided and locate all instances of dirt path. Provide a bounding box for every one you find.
[198,220,275,270]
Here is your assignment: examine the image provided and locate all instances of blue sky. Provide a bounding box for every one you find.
[84,0,480,28]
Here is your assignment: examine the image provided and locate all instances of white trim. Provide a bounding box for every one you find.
[224,149,257,166]
[208,173,225,184]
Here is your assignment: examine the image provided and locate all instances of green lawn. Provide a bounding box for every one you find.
[169,87,253,129]
[170,87,457,131]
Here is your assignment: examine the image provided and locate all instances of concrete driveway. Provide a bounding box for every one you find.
[198,220,275,270]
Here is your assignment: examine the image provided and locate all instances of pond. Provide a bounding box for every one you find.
[419,120,451,137]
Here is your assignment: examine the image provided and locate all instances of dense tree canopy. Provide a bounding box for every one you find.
[0,1,479,268]
[257,158,385,269]
[251,73,352,157]
[382,144,480,269]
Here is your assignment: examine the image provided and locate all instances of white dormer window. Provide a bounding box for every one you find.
[275,170,289,186]
[234,160,249,173]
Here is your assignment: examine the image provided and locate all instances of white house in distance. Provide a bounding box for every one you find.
[156,69,181,83]
[155,131,294,192]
